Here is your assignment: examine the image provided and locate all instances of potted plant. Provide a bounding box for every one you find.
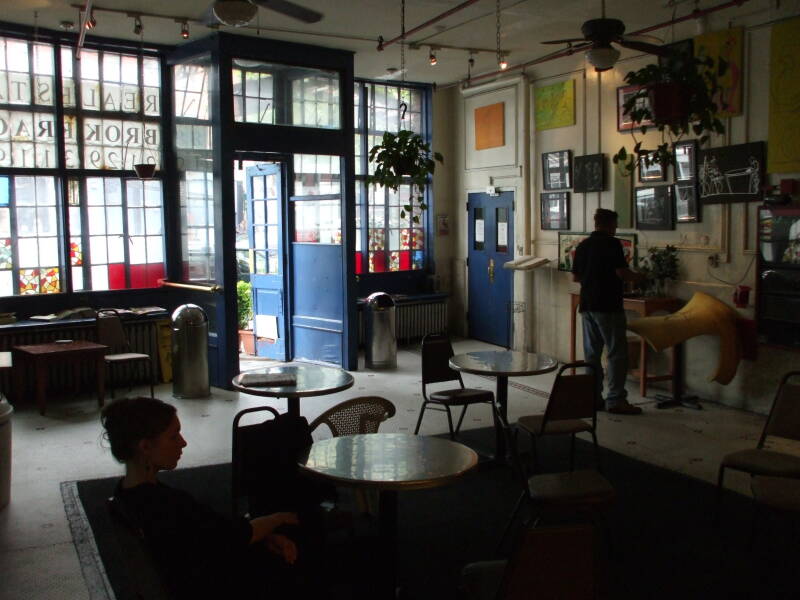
[236,280,255,355]
[638,245,680,297]
[613,49,725,174]
[368,130,443,223]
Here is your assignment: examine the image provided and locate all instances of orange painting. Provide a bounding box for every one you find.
[474,102,505,150]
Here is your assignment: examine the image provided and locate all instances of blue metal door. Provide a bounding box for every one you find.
[247,164,288,360]
[467,192,514,347]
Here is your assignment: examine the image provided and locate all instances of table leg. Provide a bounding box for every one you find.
[35,359,47,416]
[378,489,398,600]
[494,375,509,463]
[96,355,106,409]
[286,396,300,418]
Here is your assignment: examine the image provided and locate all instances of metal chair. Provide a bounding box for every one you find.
[494,402,614,552]
[517,361,601,473]
[415,334,494,440]
[309,396,396,437]
[96,309,155,399]
[717,371,800,514]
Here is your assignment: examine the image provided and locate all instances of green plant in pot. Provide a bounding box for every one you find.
[612,49,726,174]
[368,130,443,223]
[638,245,680,297]
[236,280,255,355]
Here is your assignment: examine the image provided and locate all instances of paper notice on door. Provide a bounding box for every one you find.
[497,222,508,247]
[475,219,485,243]
[255,314,279,340]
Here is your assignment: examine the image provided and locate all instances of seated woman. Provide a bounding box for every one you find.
[101,396,301,599]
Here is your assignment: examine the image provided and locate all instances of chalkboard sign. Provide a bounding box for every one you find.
[573,154,606,193]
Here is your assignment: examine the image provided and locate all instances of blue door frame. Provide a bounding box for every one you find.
[467,192,514,348]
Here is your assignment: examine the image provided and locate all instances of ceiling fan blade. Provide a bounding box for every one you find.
[541,37,585,45]
[617,39,670,56]
[200,3,220,27]
[249,0,323,23]
[622,33,664,45]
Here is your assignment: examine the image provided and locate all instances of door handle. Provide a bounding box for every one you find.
[488,258,495,283]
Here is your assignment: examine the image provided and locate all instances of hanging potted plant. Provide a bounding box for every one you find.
[236,280,255,355]
[367,130,443,223]
[613,49,725,174]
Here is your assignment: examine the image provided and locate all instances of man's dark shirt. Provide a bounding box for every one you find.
[571,231,627,313]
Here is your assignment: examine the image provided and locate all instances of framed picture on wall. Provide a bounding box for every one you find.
[541,150,572,190]
[635,186,675,230]
[540,192,570,230]
[675,184,700,223]
[674,140,697,182]
[617,85,654,132]
[638,158,667,183]
[573,154,605,193]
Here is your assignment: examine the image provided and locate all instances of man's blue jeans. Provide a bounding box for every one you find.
[581,310,628,408]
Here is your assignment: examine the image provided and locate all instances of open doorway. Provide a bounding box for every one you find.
[234,159,288,370]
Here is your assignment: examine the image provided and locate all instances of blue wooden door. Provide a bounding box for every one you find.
[467,192,514,347]
[247,164,288,360]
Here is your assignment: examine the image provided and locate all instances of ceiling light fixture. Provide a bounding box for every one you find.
[429,49,437,66]
[499,52,509,70]
[181,20,190,39]
[85,9,96,30]
[212,0,257,27]
[495,0,506,71]
[585,45,620,72]
[133,15,142,36]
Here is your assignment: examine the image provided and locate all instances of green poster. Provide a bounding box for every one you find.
[533,80,575,131]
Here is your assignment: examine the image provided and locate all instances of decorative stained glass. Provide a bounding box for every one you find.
[18,268,39,294]
[0,238,10,268]
[69,241,82,266]
[40,267,59,293]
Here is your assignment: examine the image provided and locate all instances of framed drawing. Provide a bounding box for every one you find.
[573,154,605,193]
[540,192,570,230]
[617,85,653,132]
[638,158,667,183]
[635,186,674,230]
[675,184,700,223]
[698,142,765,204]
[541,150,572,190]
[673,140,697,182]
[558,231,637,271]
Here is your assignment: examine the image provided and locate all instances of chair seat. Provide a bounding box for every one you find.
[518,414,592,436]
[429,388,493,406]
[752,476,800,512]
[461,560,507,600]
[528,470,615,506]
[105,352,151,363]
[721,449,800,478]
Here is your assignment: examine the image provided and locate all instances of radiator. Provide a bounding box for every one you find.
[359,295,448,345]
[0,317,165,400]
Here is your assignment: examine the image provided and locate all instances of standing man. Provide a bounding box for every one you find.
[572,209,645,415]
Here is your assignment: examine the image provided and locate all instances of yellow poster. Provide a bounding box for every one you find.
[694,28,744,118]
[768,17,800,174]
[534,80,575,131]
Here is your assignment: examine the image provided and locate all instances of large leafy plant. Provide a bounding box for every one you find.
[368,130,443,223]
[236,280,252,330]
[613,50,725,174]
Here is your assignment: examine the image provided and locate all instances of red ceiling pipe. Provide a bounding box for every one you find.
[463,0,750,87]
[378,0,482,51]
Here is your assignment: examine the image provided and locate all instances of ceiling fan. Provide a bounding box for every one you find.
[541,1,667,72]
[204,0,323,28]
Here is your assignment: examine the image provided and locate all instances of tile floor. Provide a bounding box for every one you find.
[0,339,773,599]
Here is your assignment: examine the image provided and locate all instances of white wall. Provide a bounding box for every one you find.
[437,1,800,413]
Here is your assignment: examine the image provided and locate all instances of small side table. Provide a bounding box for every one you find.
[13,340,108,415]
[569,293,682,398]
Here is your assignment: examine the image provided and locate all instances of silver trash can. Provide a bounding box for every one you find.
[0,396,12,510]
[365,292,397,369]
[172,304,210,399]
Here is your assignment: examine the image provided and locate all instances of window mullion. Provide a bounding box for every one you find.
[79,178,91,290]
[8,179,18,295]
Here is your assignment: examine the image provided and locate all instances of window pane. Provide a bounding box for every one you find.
[293,199,341,244]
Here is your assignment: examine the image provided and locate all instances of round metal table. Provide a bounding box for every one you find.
[231,363,354,418]
[449,350,558,463]
[299,433,478,598]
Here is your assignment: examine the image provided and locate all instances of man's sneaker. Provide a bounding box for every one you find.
[607,402,642,415]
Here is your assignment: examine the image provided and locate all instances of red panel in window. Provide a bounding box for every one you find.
[146,263,165,288]
[399,250,411,271]
[355,252,364,275]
[370,251,387,273]
[108,263,126,290]
[129,264,147,289]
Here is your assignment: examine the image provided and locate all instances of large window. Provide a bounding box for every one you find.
[354,82,428,274]
[0,35,165,296]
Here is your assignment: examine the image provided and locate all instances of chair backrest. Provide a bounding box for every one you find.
[421,333,462,387]
[541,361,599,431]
[96,309,130,354]
[761,371,800,445]
[309,396,396,437]
[497,524,598,600]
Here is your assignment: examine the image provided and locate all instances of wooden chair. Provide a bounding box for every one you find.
[96,309,155,399]
[414,334,494,440]
[462,524,600,600]
[494,402,614,552]
[717,371,800,513]
[309,396,396,437]
[517,361,600,473]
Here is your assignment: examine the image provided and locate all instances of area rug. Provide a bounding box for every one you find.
[62,428,799,599]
